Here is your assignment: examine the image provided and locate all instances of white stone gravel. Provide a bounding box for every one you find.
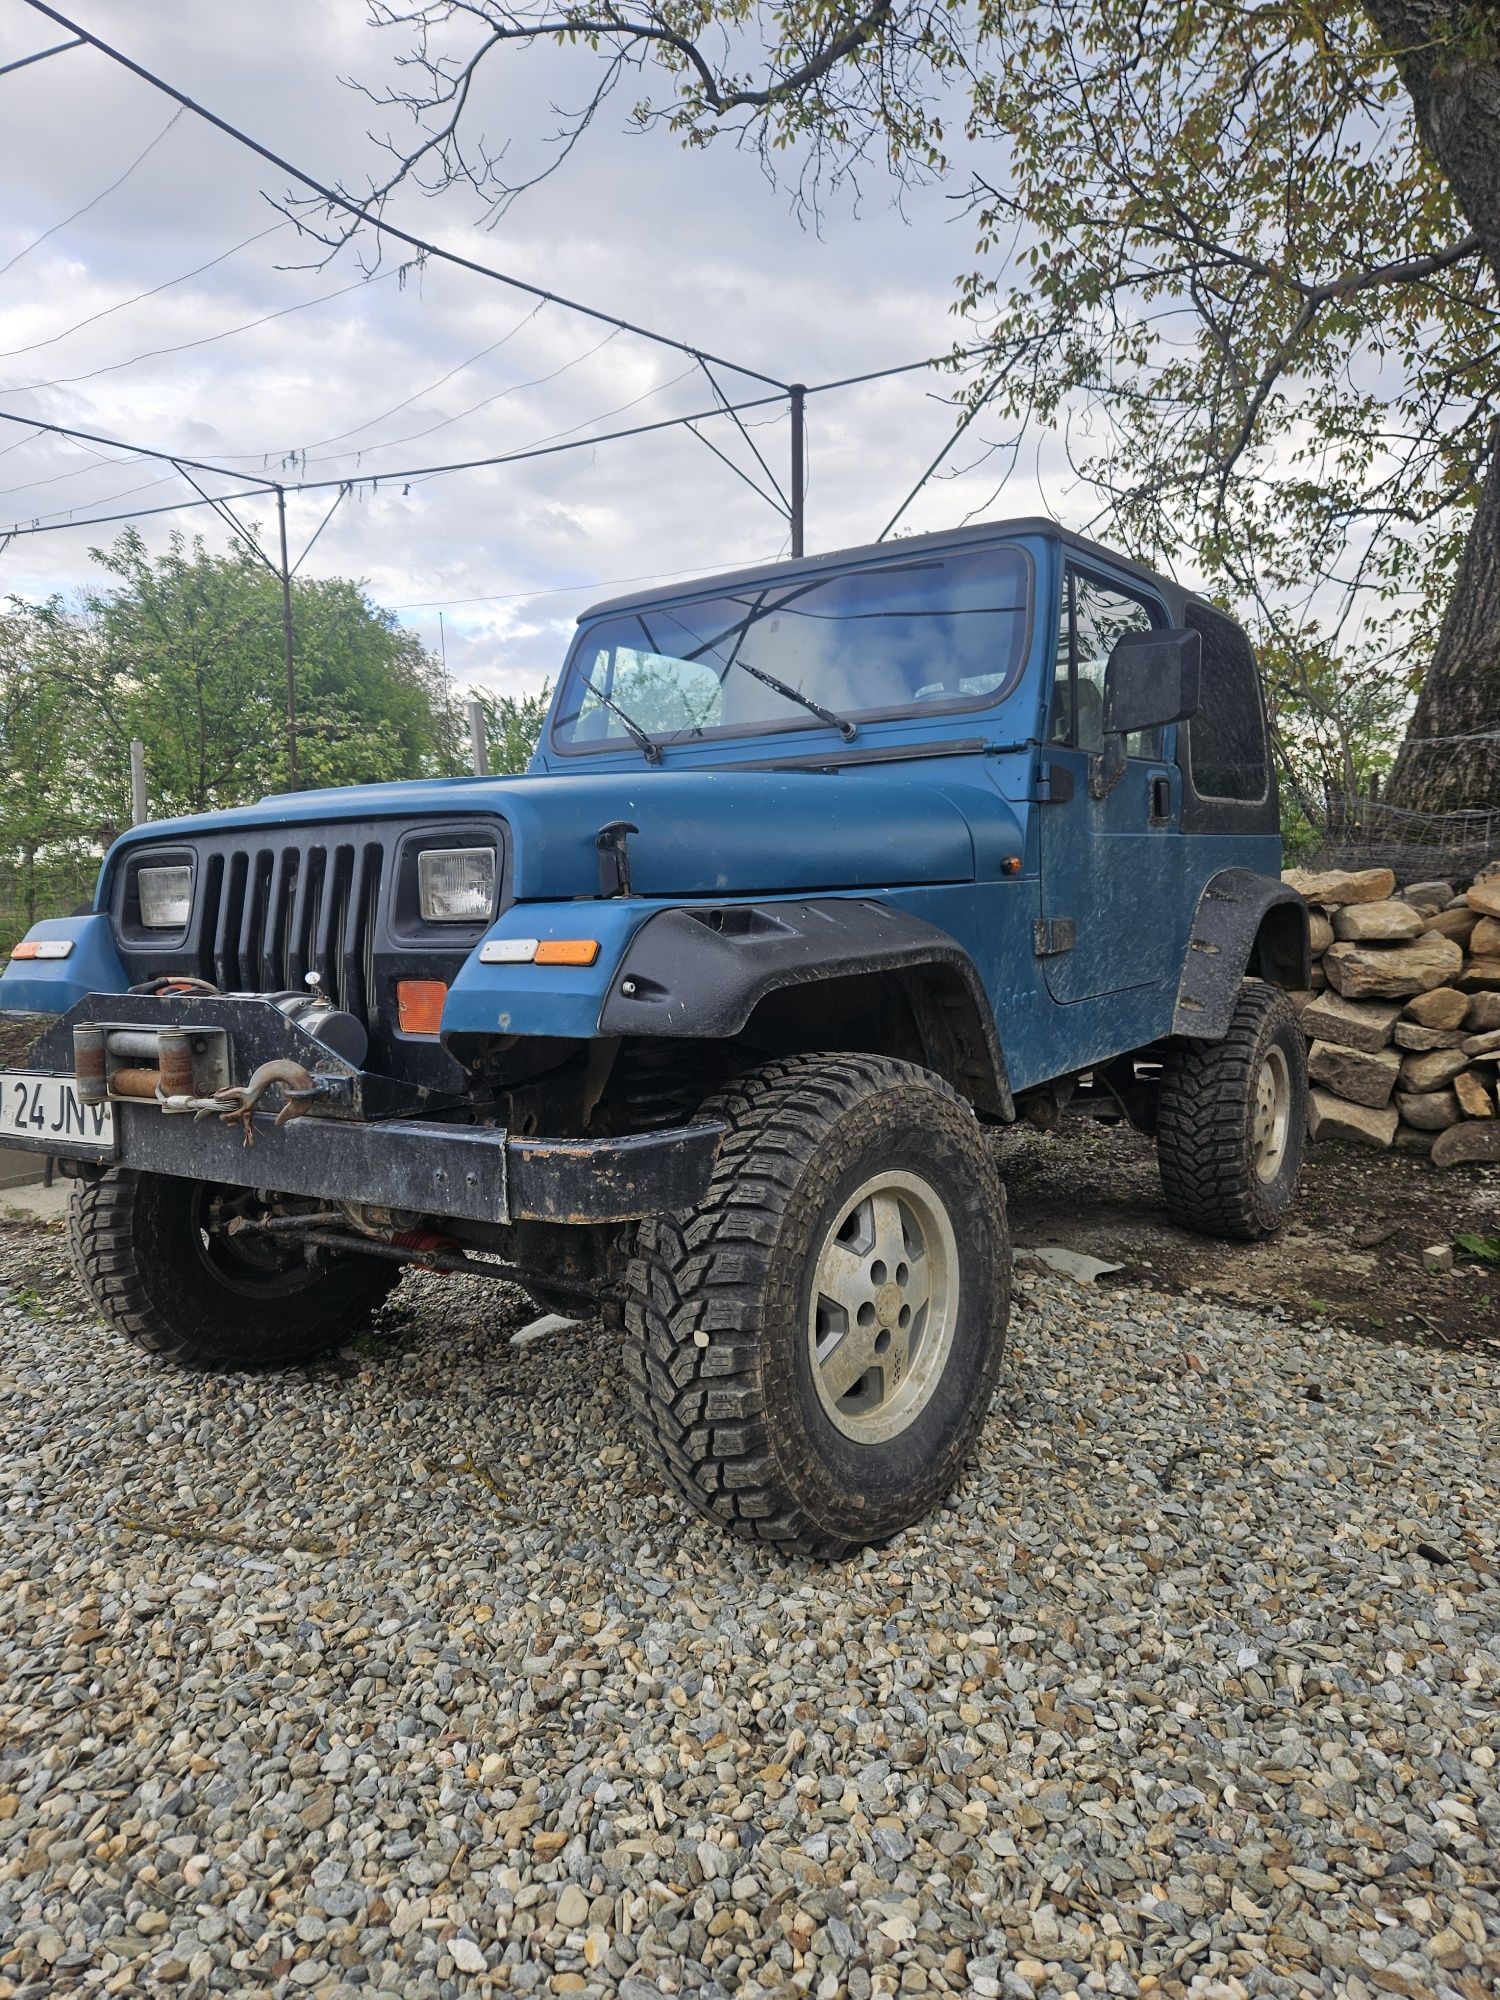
[0,1217,1496,2000]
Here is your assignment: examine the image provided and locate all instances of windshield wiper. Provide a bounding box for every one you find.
[577,673,662,764]
[736,657,857,742]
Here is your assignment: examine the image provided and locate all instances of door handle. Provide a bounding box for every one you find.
[1150,775,1173,823]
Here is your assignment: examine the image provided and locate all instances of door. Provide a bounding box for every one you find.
[1038,567,1182,1002]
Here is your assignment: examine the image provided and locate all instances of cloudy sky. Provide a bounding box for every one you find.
[0,1,1076,699]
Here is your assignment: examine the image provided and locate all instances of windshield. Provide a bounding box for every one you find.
[551,544,1031,755]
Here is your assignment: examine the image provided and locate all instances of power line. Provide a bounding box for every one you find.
[0,106,182,280]
[23,2,788,395]
[805,351,978,397]
[7,262,404,394]
[0,438,150,506]
[207,300,545,464]
[13,471,185,528]
[878,385,998,541]
[0,388,792,539]
[0,408,266,489]
[0,481,277,538]
[291,324,626,472]
[0,337,980,542]
[0,221,287,362]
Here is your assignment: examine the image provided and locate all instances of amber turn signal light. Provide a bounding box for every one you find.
[397,979,448,1035]
[533,939,600,966]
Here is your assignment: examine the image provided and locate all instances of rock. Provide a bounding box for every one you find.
[1307,1040,1401,1107]
[1014,1246,1124,1283]
[1400,1048,1469,1093]
[1422,907,1479,946]
[511,1311,583,1348]
[450,1938,487,1975]
[1299,992,1401,1052]
[1393,1021,1467,1052]
[1457,956,1500,992]
[1464,1027,1500,1056]
[1465,878,1500,918]
[1307,1090,1397,1147]
[1422,1245,1454,1274]
[1287,988,1317,1018]
[1393,1089,1462,1131]
[1323,931,1464,999]
[1282,865,1395,906]
[1403,986,1470,1028]
[1473,916,1500,957]
[1453,1070,1495,1119]
[1308,911,1334,954]
[1310,961,1328,989]
[1432,1120,1500,1166]
[555,1885,591,1929]
[1402,879,1454,908]
[1468,992,1500,1031]
[1029,1905,1062,1950]
[1332,900,1424,942]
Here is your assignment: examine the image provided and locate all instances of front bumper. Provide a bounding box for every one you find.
[50,1103,721,1224]
[5,993,721,1226]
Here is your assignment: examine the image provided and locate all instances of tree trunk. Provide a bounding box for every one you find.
[1363,1,1500,812]
[1386,440,1500,813]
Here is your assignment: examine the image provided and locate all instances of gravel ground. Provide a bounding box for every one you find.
[0,1212,1496,2000]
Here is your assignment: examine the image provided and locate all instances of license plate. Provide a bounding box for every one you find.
[0,1072,115,1154]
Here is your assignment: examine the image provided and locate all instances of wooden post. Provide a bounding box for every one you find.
[468,698,489,777]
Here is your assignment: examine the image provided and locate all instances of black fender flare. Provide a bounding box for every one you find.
[1173,868,1310,1039]
[598,898,1012,1118]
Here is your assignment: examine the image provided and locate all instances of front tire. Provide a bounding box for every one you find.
[622,1054,1010,1557]
[1157,979,1307,1239]
[69,1170,400,1367]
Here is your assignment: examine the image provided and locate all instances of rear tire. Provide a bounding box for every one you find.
[622,1053,1010,1557]
[1157,979,1306,1240]
[69,1169,400,1367]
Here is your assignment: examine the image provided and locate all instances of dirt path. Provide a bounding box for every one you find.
[998,1118,1500,1351]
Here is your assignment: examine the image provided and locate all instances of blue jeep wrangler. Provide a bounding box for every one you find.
[0,519,1309,1554]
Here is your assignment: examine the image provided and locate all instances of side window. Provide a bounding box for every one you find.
[1184,605,1268,800]
[1049,570,1163,757]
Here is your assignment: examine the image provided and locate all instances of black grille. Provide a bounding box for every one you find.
[197,837,384,1013]
[108,819,506,1082]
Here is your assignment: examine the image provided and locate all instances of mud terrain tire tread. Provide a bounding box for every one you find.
[1157,978,1307,1241]
[69,1168,399,1367]
[621,1052,1009,1557]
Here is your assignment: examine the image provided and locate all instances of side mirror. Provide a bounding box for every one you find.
[1102,627,1202,737]
[1090,628,1202,801]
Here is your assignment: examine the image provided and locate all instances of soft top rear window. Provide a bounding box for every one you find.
[551,544,1031,755]
[1184,603,1269,802]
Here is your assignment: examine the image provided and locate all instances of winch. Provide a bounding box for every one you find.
[258,977,368,1066]
[71,973,364,1143]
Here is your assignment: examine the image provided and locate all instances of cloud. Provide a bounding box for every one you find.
[0,0,1057,698]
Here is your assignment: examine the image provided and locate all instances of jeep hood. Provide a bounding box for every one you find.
[105,768,1023,899]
